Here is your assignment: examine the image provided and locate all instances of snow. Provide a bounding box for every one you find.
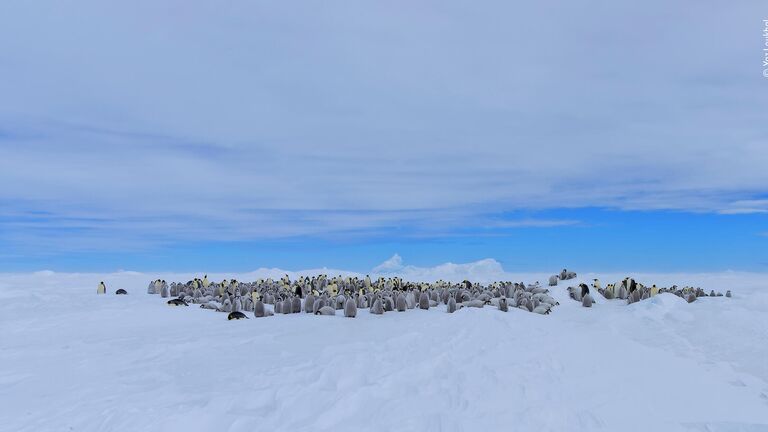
[1,266,767,432]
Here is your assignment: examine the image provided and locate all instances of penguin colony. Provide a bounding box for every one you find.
[566,277,732,307]
[147,274,560,319]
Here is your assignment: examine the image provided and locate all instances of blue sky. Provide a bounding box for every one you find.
[1,0,767,272]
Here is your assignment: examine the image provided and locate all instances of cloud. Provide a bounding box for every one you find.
[0,0,766,253]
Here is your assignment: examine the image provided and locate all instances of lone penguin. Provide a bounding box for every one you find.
[228,311,249,320]
[97,281,106,295]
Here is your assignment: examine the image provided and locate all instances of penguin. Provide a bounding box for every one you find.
[202,274,210,288]
[97,281,106,295]
[292,297,302,313]
[498,297,508,312]
[650,284,659,297]
[532,305,550,314]
[405,292,417,309]
[160,283,169,298]
[312,297,325,315]
[316,306,336,316]
[580,283,590,299]
[344,297,357,318]
[548,275,559,286]
[418,291,430,310]
[582,294,594,308]
[254,298,266,318]
[686,292,697,303]
[115,288,127,295]
[167,298,189,306]
[447,296,457,313]
[464,299,484,308]
[592,279,602,290]
[725,290,732,298]
[304,292,316,313]
[395,293,407,312]
[228,311,249,320]
[147,281,155,294]
[370,297,384,315]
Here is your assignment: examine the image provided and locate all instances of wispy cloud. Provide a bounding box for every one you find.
[0,0,766,257]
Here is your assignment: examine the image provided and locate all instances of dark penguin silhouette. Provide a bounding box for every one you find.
[167,298,188,306]
[228,311,249,320]
[115,289,127,295]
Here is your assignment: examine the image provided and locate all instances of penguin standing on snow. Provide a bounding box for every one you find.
[395,293,407,312]
[370,296,384,315]
[97,281,106,295]
[344,297,357,318]
[418,291,430,310]
[447,296,457,313]
[254,296,267,318]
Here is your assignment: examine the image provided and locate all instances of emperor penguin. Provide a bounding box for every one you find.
[686,292,697,303]
[316,306,336,316]
[233,296,243,312]
[726,290,732,298]
[304,292,316,313]
[592,279,602,290]
[97,281,106,295]
[254,297,266,317]
[312,297,325,315]
[548,275,559,286]
[498,297,508,312]
[582,294,594,307]
[115,288,127,295]
[202,274,210,288]
[405,291,417,309]
[167,298,189,306]
[228,311,249,320]
[418,291,430,310]
[447,296,457,313]
[147,281,155,294]
[370,297,384,315]
[282,298,292,315]
[292,296,302,313]
[395,293,407,312]
[344,297,357,318]
[160,283,169,298]
[650,284,659,297]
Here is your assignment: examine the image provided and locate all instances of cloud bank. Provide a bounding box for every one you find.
[0,0,766,253]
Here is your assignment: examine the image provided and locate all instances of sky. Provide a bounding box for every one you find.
[0,0,767,273]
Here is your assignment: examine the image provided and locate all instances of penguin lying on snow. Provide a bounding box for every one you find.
[115,289,127,295]
[228,311,249,320]
[167,298,189,306]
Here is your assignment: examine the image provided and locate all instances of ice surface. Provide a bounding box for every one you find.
[1,267,767,432]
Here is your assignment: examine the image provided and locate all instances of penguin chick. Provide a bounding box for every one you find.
[418,291,430,310]
[344,297,357,318]
[582,294,594,308]
[498,297,508,312]
[316,306,336,316]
